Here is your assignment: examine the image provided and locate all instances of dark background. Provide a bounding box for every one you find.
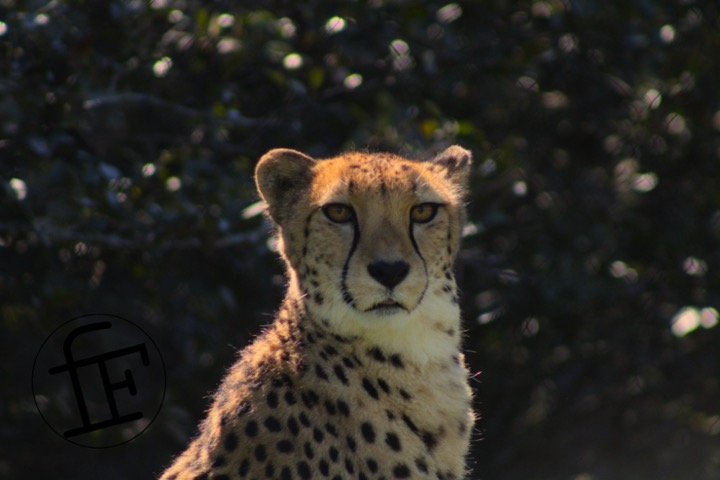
[2,1,719,479]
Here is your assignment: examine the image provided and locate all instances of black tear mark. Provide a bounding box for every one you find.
[340,214,360,308]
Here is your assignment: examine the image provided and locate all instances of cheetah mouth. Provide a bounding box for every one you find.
[366,299,408,314]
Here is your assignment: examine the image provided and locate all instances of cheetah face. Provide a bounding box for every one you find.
[256,147,471,332]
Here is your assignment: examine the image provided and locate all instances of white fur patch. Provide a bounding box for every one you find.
[308,290,460,365]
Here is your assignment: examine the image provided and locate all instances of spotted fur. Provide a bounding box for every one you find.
[159,146,475,480]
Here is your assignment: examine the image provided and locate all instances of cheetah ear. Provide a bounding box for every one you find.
[430,145,472,191]
[255,149,316,225]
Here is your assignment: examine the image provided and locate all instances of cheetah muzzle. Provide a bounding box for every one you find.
[159,146,476,480]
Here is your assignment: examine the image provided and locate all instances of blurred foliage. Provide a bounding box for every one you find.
[2,0,720,478]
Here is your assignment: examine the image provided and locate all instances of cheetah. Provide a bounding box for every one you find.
[159,146,476,480]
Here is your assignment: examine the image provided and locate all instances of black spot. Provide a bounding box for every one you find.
[399,389,412,400]
[389,354,404,368]
[299,411,311,427]
[324,400,337,415]
[333,364,349,385]
[333,333,351,343]
[319,460,330,476]
[325,422,338,438]
[366,458,378,473]
[386,432,402,451]
[304,441,314,459]
[346,435,357,452]
[361,422,375,443]
[422,431,438,450]
[377,378,390,394]
[213,475,229,480]
[337,399,350,416]
[264,415,282,432]
[393,464,411,478]
[315,364,329,381]
[265,463,274,477]
[277,439,294,453]
[245,420,258,437]
[359,474,368,480]
[297,461,312,480]
[223,432,238,452]
[367,346,386,362]
[238,459,250,477]
[313,427,324,443]
[266,390,279,408]
[212,456,226,468]
[323,345,338,356]
[386,409,395,420]
[285,391,297,406]
[288,416,300,436]
[280,466,292,480]
[415,457,429,473]
[341,357,355,369]
[314,292,324,305]
[362,378,379,400]
[402,414,419,434]
[254,444,267,462]
[345,458,355,474]
[302,389,320,408]
[329,446,339,462]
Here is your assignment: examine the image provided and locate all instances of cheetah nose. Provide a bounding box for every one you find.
[367,260,410,290]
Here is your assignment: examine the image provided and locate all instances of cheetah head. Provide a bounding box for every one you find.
[255,146,471,346]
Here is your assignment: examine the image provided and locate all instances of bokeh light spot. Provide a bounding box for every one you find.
[165,176,182,192]
[344,73,363,89]
[142,163,156,177]
[34,14,50,26]
[283,53,303,70]
[277,17,296,38]
[153,57,173,77]
[643,88,662,109]
[683,256,707,276]
[660,24,675,43]
[217,14,235,28]
[10,178,27,200]
[437,3,462,24]
[325,16,346,34]
[671,307,717,337]
[512,181,528,197]
[631,172,658,193]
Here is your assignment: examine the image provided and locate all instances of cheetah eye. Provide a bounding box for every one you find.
[410,203,440,223]
[322,203,354,223]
